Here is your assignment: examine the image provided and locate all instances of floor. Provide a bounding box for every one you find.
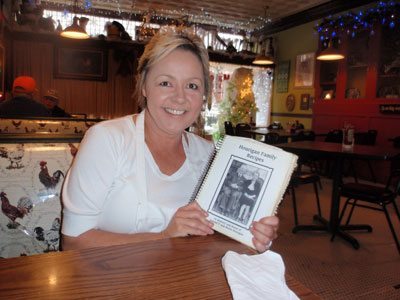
[274,176,400,300]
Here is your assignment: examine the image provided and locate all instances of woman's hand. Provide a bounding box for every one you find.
[250,216,279,253]
[162,202,214,238]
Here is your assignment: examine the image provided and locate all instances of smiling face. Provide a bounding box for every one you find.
[142,49,205,137]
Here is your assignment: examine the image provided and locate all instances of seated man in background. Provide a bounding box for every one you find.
[0,76,51,117]
[41,89,71,117]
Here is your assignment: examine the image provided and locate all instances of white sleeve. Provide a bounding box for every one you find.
[61,125,120,237]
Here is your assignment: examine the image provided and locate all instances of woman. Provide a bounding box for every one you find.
[61,29,278,252]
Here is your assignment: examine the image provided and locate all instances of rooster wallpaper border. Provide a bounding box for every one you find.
[0,142,78,258]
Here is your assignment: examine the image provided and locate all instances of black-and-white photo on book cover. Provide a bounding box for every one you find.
[194,135,298,249]
[211,158,271,227]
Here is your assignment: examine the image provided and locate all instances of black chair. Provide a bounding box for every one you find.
[292,130,322,178]
[224,121,235,136]
[324,129,343,143]
[332,155,400,254]
[264,132,280,145]
[352,130,378,182]
[289,164,323,233]
[392,136,400,148]
[235,123,252,138]
[293,130,316,142]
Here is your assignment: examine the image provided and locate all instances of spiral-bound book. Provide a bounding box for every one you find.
[192,135,298,249]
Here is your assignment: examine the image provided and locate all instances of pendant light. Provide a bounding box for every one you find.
[253,37,274,65]
[60,0,89,39]
[316,39,344,61]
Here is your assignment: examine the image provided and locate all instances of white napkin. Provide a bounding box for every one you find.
[222,250,299,300]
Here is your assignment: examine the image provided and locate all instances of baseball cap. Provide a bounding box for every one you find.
[12,76,37,94]
[44,89,60,103]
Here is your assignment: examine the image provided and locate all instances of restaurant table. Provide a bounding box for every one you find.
[278,140,399,249]
[0,233,320,299]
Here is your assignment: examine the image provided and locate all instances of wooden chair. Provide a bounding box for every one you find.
[332,155,400,254]
[235,123,252,138]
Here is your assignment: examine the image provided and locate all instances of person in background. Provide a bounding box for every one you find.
[41,89,71,117]
[61,29,279,253]
[0,76,50,117]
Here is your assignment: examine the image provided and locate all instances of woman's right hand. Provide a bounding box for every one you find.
[162,202,214,238]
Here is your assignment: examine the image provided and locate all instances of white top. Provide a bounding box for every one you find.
[62,111,213,237]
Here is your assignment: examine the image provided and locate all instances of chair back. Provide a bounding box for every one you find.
[367,130,378,144]
[264,132,280,145]
[385,154,400,195]
[224,121,235,136]
[354,130,378,145]
[235,123,252,138]
[292,130,316,142]
[392,136,400,148]
[324,129,343,143]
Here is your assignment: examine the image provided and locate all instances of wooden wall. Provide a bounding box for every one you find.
[5,31,141,119]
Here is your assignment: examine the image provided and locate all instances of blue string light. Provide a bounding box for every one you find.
[315,1,399,38]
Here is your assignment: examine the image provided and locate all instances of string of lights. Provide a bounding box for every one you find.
[315,0,399,42]
[43,0,271,33]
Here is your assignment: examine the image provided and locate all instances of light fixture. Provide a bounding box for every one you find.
[60,1,89,39]
[316,39,344,61]
[253,37,274,65]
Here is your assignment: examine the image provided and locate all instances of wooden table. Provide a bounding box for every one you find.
[0,233,319,299]
[278,140,399,249]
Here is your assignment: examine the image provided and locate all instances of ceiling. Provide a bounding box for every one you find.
[44,0,376,34]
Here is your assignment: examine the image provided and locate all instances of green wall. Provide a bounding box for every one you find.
[270,21,319,129]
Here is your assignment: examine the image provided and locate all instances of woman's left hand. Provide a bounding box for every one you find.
[250,216,279,253]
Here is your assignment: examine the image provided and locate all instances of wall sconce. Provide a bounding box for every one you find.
[60,0,89,39]
[316,39,344,61]
[253,37,274,65]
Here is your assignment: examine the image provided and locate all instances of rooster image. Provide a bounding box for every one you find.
[34,217,61,252]
[11,120,22,129]
[39,161,65,189]
[0,144,25,169]
[0,192,33,229]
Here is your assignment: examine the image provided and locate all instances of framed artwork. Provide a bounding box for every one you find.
[300,93,310,110]
[276,60,290,93]
[294,52,315,88]
[286,94,295,111]
[54,46,108,81]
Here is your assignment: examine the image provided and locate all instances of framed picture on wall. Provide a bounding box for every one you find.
[276,60,290,93]
[294,52,315,88]
[300,93,310,110]
[54,46,108,81]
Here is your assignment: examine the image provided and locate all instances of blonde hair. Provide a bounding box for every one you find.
[135,29,210,109]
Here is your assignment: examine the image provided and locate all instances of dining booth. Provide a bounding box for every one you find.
[0,116,103,258]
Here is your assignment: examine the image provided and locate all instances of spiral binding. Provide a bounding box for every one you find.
[188,135,225,203]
